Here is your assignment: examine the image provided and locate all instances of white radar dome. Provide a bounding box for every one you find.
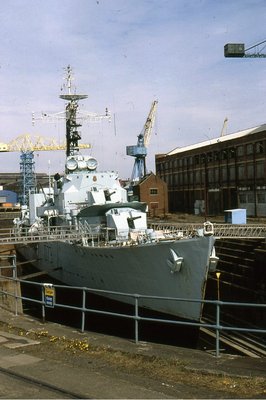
[87,157,98,170]
[66,158,78,171]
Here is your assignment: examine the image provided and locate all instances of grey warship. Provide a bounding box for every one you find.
[14,66,218,323]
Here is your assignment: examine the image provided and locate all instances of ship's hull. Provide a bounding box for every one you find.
[16,234,214,322]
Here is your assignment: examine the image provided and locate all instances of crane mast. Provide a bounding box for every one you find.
[126,100,158,183]
[224,40,266,58]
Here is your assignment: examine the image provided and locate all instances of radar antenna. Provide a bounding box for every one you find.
[33,65,110,158]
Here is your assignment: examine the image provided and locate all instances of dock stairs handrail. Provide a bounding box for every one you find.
[148,223,266,239]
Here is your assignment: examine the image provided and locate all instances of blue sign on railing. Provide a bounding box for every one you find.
[43,283,55,308]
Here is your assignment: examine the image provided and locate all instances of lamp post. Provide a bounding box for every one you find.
[216,271,221,301]
[215,271,221,357]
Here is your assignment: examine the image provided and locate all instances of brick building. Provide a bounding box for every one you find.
[131,173,168,217]
[155,124,266,217]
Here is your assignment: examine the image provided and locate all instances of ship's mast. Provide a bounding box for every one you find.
[33,65,110,163]
[59,65,88,157]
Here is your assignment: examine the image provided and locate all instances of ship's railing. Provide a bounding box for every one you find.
[0,255,265,358]
[0,222,265,245]
[0,225,83,245]
[0,224,109,245]
[148,222,266,239]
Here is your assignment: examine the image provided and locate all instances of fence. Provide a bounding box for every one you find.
[0,255,265,358]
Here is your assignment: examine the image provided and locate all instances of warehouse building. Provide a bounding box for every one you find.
[0,173,49,201]
[155,124,266,217]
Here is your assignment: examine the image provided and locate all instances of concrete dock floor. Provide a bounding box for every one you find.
[0,308,265,399]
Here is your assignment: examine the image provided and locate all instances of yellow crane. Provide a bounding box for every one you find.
[0,133,90,152]
[0,134,90,205]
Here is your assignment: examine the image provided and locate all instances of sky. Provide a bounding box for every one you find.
[1,0,266,179]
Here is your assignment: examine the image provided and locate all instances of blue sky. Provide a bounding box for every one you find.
[1,0,266,179]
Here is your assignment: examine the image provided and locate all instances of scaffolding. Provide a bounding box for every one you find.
[19,151,36,206]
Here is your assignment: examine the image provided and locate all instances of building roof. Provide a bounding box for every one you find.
[167,123,266,156]
[138,172,155,185]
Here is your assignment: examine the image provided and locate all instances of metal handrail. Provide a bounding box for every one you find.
[0,225,83,245]
[148,223,266,239]
[0,272,265,357]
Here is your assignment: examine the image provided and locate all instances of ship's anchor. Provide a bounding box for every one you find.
[167,248,184,273]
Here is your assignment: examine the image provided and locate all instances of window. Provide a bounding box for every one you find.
[229,148,236,159]
[222,150,228,160]
[229,166,235,181]
[247,164,254,179]
[246,143,253,155]
[194,155,200,165]
[257,193,266,203]
[222,167,227,182]
[237,146,244,156]
[150,188,158,195]
[256,162,264,179]
[239,193,246,203]
[256,141,264,154]
[195,170,200,184]
[214,168,219,182]
[200,154,206,164]
[208,169,214,183]
[247,193,254,202]
[207,152,213,162]
[238,164,245,180]
[214,151,219,161]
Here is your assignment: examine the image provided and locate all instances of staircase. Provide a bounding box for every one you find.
[205,238,266,326]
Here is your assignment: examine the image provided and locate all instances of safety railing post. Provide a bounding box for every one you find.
[41,286,46,323]
[81,288,86,333]
[134,295,139,344]
[11,255,18,316]
[215,301,221,357]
